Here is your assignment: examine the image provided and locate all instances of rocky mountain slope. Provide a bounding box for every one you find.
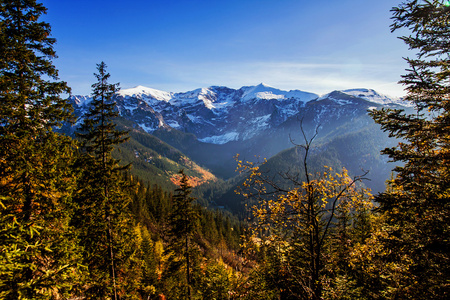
[68,84,410,204]
[71,83,319,143]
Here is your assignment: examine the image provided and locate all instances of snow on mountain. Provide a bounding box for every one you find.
[71,95,92,107]
[70,84,406,145]
[316,88,407,106]
[118,85,172,102]
[117,83,318,110]
[171,87,217,109]
[341,88,404,105]
[198,132,239,144]
[110,84,321,143]
[241,83,318,103]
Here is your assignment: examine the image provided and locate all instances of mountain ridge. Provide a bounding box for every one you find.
[67,83,409,200]
[71,84,406,145]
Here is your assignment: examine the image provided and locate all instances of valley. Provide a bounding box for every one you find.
[68,83,409,212]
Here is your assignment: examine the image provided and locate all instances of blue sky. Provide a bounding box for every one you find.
[41,0,411,97]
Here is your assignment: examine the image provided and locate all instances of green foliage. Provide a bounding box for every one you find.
[369,0,450,298]
[164,170,200,299]
[236,128,374,299]
[73,62,139,299]
[123,172,245,299]
[196,260,235,300]
[10,1,449,299]
[0,0,72,139]
[0,1,249,299]
[77,62,128,161]
[0,1,83,298]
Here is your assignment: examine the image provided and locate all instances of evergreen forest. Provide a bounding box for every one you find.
[0,0,449,299]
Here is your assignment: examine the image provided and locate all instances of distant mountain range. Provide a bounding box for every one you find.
[67,84,410,211]
[71,83,404,145]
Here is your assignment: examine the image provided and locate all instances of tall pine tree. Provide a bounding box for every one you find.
[370,0,450,298]
[0,1,83,298]
[74,62,139,299]
[165,170,200,300]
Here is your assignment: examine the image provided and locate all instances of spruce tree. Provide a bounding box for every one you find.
[165,170,199,300]
[370,0,450,298]
[0,1,82,298]
[74,62,138,299]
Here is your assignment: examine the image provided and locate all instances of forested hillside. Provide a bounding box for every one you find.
[1,0,449,299]
[68,81,408,189]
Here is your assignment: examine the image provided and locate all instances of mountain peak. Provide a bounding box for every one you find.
[316,88,406,106]
[70,83,405,150]
[341,88,404,105]
[241,84,318,103]
[118,85,172,102]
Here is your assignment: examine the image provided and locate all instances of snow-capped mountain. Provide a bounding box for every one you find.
[317,88,404,105]
[67,84,411,193]
[341,88,405,105]
[240,83,318,102]
[71,83,321,144]
[70,84,407,145]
